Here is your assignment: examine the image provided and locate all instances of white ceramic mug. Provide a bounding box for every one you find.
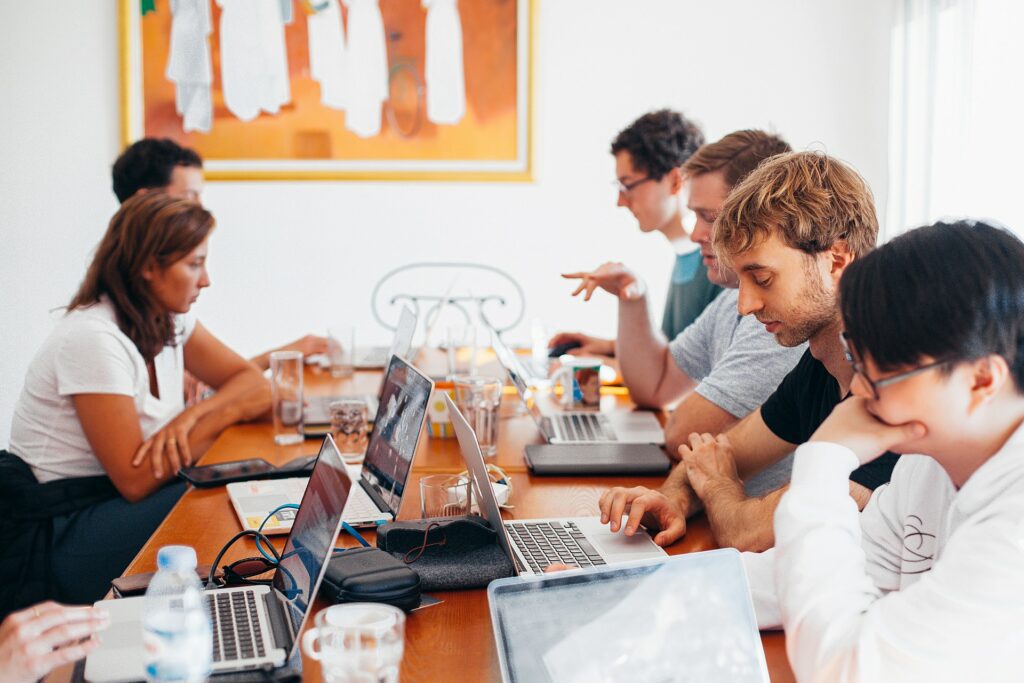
[302,603,405,683]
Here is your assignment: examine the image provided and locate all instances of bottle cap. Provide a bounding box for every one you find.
[157,545,198,571]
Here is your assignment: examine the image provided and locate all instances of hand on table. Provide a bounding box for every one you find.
[561,262,646,302]
[0,602,109,683]
[547,332,616,359]
[810,397,926,464]
[598,486,687,547]
[678,433,742,501]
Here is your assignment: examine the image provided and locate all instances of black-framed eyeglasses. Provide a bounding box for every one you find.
[840,332,949,400]
[613,176,655,195]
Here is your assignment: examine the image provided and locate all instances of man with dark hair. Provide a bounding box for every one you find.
[599,151,898,552]
[111,138,204,203]
[110,138,327,376]
[744,220,1024,680]
[550,110,719,358]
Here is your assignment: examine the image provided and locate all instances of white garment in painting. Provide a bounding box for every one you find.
[342,0,388,138]
[423,0,465,125]
[217,0,291,122]
[167,0,213,132]
[307,0,348,110]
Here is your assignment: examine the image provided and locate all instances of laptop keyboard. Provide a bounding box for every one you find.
[206,590,266,663]
[555,413,616,442]
[344,486,385,522]
[505,521,608,574]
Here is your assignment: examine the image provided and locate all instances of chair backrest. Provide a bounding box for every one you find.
[370,262,525,344]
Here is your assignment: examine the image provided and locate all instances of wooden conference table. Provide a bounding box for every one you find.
[113,363,796,682]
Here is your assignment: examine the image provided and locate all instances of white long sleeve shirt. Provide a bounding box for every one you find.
[743,427,1024,682]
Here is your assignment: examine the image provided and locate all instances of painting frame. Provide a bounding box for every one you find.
[118,0,535,182]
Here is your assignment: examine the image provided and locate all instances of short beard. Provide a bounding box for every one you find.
[774,258,838,347]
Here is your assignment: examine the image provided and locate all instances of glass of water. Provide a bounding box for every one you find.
[327,326,356,378]
[329,398,369,465]
[302,603,405,683]
[453,375,503,457]
[270,351,304,446]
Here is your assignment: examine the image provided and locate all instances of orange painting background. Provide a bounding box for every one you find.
[140,0,520,161]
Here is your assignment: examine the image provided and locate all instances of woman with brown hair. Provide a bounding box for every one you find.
[5,192,269,605]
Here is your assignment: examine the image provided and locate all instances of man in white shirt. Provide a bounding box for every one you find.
[744,220,1024,681]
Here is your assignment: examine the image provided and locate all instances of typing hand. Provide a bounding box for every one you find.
[547,332,615,358]
[132,410,199,478]
[810,397,926,464]
[598,486,686,547]
[283,334,330,358]
[561,262,645,302]
[0,602,109,683]
[679,433,742,501]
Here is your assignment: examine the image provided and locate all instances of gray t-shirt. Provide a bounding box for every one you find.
[668,288,806,495]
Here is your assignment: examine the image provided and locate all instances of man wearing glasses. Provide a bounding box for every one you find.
[599,151,900,552]
[549,110,719,359]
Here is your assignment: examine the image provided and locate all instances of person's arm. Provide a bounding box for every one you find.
[546,332,616,358]
[663,393,741,461]
[249,334,329,371]
[130,321,269,474]
[0,602,109,683]
[561,263,696,408]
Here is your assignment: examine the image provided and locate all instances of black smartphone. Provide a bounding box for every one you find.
[178,455,316,488]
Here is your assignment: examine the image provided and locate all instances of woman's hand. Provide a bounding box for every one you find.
[132,409,200,478]
[0,602,109,683]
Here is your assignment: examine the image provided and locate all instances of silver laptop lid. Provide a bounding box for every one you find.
[491,334,549,433]
[487,549,769,683]
[387,305,417,362]
[272,436,352,659]
[443,393,519,571]
[360,355,434,514]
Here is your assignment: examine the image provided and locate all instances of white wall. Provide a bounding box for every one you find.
[0,0,892,446]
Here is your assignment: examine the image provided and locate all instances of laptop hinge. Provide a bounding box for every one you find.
[359,477,391,514]
[263,590,294,656]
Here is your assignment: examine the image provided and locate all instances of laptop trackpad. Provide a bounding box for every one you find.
[85,598,147,681]
[576,518,666,562]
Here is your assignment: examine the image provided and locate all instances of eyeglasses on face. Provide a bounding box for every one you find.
[840,332,949,400]
[613,175,656,195]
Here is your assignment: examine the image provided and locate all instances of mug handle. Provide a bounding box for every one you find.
[301,628,322,661]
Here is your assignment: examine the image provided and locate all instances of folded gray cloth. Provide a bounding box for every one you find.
[389,544,514,591]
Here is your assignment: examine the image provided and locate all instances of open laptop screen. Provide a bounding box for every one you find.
[362,355,433,512]
[272,437,351,646]
[491,334,547,430]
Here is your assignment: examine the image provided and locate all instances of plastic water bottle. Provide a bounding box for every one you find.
[143,545,213,682]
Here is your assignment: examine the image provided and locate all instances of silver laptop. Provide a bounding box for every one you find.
[305,305,418,427]
[445,394,665,577]
[353,304,420,369]
[230,355,434,530]
[487,550,769,683]
[85,437,351,681]
[492,335,664,445]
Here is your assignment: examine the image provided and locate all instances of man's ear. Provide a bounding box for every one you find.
[133,187,149,198]
[828,238,855,281]
[667,167,685,195]
[967,355,1009,413]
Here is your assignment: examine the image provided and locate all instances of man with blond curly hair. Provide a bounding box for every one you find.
[599,151,899,551]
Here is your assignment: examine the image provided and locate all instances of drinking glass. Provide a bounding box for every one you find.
[419,474,472,518]
[452,375,503,457]
[329,398,369,465]
[270,351,304,446]
[327,326,356,378]
[445,324,478,378]
[302,603,405,683]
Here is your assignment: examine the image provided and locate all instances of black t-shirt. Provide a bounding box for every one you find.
[760,349,899,490]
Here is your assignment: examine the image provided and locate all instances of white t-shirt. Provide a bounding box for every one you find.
[9,298,197,483]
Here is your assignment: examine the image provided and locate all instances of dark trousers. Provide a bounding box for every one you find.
[50,481,186,603]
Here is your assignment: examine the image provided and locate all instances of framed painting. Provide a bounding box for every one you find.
[119,0,534,181]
